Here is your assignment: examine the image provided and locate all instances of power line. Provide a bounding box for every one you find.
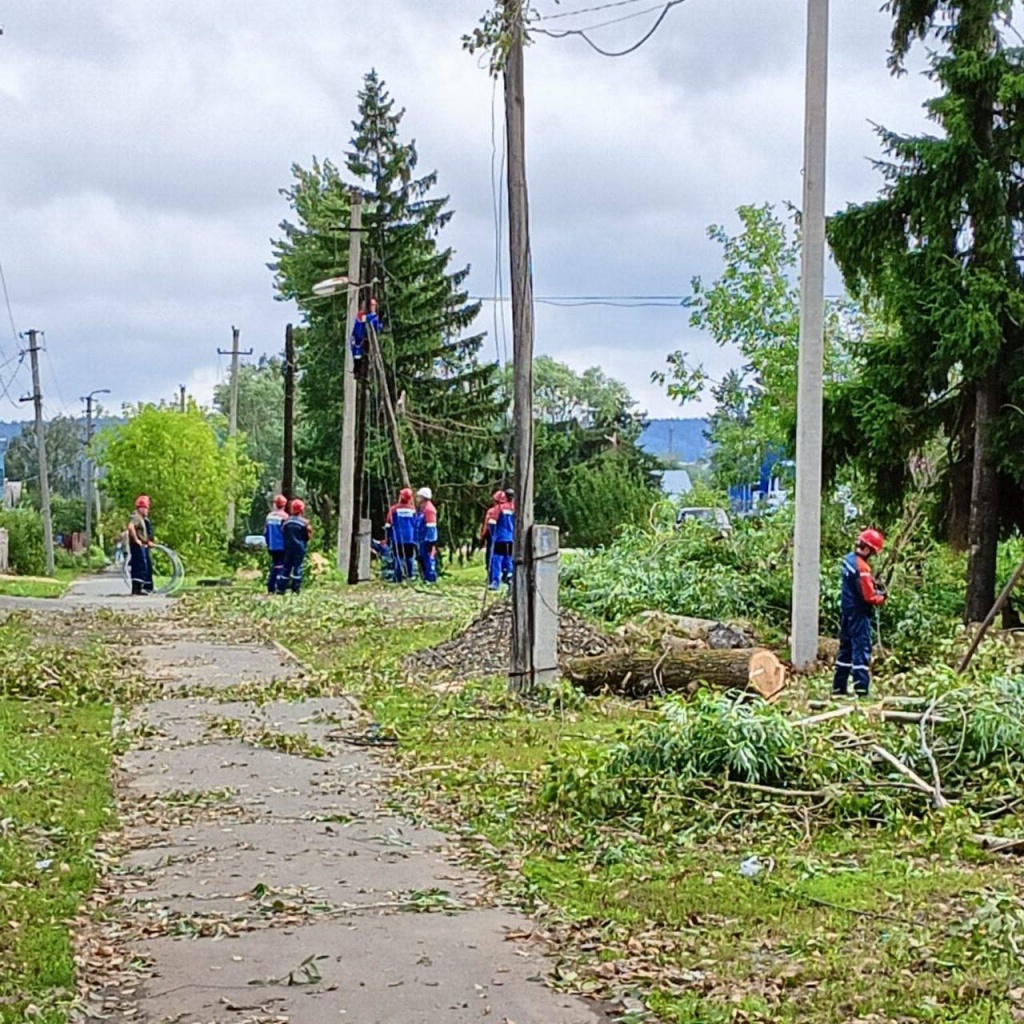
[537,0,652,20]
[541,1,674,33]
[0,254,19,359]
[536,0,686,56]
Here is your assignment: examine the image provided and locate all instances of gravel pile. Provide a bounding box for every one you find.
[405,599,619,681]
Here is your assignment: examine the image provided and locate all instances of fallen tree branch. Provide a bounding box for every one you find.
[969,833,1024,854]
[918,698,948,810]
[723,780,833,799]
[870,744,948,808]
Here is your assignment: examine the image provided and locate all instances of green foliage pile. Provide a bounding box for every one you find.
[542,671,1024,831]
[93,404,257,568]
[0,507,45,576]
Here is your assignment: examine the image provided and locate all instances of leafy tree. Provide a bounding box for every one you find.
[826,0,1024,619]
[4,415,86,499]
[213,357,286,533]
[0,507,45,576]
[654,204,858,489]
[93,404,256,567]
[272,70,502,545]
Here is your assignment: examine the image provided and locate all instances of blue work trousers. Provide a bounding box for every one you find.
[129,544,153,595]
[267,549,284,594]
[419,543,437,583]
[833,611,873,695]
[392,543,418,583]
[488,542,513,589]
[278,546,306,594]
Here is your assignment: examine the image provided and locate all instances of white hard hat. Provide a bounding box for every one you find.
[416,486,432,500]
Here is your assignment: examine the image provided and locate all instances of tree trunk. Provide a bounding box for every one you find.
[946,386,975,553]
[965,367,1001,622]
[563,648,786,700]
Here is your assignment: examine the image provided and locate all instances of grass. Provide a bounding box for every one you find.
[180,582,1024,1022]
[0,699,113,1023]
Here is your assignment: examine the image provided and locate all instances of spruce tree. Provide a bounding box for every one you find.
[827,0,1024,619]
[272,72,502,546]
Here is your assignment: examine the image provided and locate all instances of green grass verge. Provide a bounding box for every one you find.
[0,699,113,1022]
[0,577,67,599]
[183,584,1024,1024]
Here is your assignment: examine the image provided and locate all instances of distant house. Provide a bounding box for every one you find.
[661,469,693,499]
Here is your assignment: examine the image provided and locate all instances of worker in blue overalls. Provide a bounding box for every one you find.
[414,486,439,583]
[385,487,418,582]
[483,490,515,590]
[263,494,288,594]
[127,495,154,596]
[832,528,887,698]
[351,297,382,362]
[278,499,311,595]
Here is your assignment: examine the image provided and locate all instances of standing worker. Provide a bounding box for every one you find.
[482,490,515,591]
[386,487,418,582]
[415,486,439,583]
[127,495,154,596]
[481,490,505,590]
[832,528,887,698]
[263,494,289,595]
[278,498,311,595]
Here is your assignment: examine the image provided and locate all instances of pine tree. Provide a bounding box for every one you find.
[272,72,503,546]
[827,0,1024,620]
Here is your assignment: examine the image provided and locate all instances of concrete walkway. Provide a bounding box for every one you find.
[0,567,174,614]
[50,596,606,1023]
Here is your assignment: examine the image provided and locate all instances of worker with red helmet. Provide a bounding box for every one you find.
[414,486,439,583]
[277,498,311,594]
[263,494,289,594]
[833,528,887,698]
[127,495,154,595]
[386,487,418,582]
[481,489,514,590]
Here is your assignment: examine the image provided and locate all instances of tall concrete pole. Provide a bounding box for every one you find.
[504,0,538,694]
[790,0,830,670]
[336,192,363,576]
[81,388,110,555]
[21,330,55,576]
[219,326,252,541]
[282,324,295,500]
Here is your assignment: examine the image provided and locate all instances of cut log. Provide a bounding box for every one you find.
[564,647,786,700]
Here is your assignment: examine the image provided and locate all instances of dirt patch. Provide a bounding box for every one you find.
[404,599,621,681]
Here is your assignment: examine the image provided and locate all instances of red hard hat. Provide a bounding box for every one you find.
[274,494,287,509]
[135,495,150,509]
[493,490,507,503]
[290,498,305,515]
[399,487,413,502]
[858,528,884,554]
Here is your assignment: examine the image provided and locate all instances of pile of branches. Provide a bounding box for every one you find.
[540,671,1024,844]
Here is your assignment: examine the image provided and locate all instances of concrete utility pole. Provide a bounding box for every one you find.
[20,329,55,576]
[218,326,253,540]
[282,324,295,500]
[336,193,363,577]
[179,384,186,413]
[790,0,830,670]
[504,1,542,694]
[81,388,110,555]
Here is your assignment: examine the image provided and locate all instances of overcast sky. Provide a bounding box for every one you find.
[0,0,942,426]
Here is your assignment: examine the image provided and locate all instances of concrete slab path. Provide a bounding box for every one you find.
[39,591,608,1024]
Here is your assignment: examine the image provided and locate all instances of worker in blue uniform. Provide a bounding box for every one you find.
[386,487,418,582]
[832,528,887,698]
[351,297,382,362]
[263,494,288,594]
[127,495,154,595]
[482,491,515,590]
[414,486,439,583]
[278,499,311,595]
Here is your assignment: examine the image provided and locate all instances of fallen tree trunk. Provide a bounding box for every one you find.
[564,647,786,700]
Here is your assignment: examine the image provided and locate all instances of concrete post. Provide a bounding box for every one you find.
[532,524,560,686]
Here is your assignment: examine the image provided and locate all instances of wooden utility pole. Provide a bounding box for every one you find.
[504,1,538,694]
[20,329,55,576]
[790,0,830,670]
[179,384,186,413]
[218,326,253,540]
[366,321,410,490]
[282,323,296,500]
[81,388,109,555]
[337,192,363,576]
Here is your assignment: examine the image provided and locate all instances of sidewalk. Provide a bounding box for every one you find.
[71,613,606,1023]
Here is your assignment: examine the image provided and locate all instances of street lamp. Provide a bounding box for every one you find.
[81,388,110,556]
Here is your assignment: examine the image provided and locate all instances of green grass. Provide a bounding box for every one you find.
[184,583,1024,1024]
[0,576,67,599]
[0,699,113,1022]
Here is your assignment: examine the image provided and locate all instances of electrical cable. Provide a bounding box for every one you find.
[121,544,185,596]
[536,0,686,56]
[537,0,652,20]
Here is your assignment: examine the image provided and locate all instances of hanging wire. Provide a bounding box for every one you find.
[535,0,686,56]
[537,0,653,20]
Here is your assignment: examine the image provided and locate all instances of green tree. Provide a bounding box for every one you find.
[93,404,256,567]
[5,415,86,500]
[654,204,858,488]
[272,70,502,545]
[213,357,286,532]
[826,0,1024,619]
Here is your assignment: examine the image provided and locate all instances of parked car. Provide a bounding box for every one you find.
[675,506,733,535]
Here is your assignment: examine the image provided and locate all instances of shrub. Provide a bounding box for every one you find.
[0,508,46,576]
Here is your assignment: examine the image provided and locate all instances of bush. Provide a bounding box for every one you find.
[0,508,46,576]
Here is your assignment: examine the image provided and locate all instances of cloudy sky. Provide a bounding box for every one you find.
[0,0,942,426]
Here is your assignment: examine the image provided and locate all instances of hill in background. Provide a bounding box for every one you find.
[638,418,708,464]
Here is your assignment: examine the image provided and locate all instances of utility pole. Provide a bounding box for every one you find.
[337,192,363,577]
[504,0,539,694]
[20,329,55,576]
[179,384,186,413]
[790,0,830,670]
[282,324,295,500]
[81,388,110,555]
[218,326,253,540]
